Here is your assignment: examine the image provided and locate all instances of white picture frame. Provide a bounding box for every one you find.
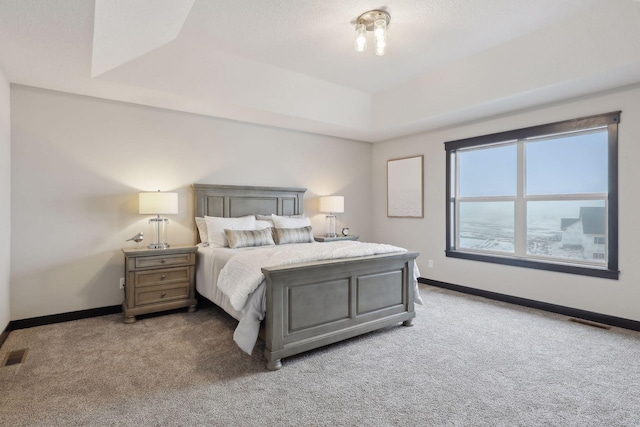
[387,155,424,218]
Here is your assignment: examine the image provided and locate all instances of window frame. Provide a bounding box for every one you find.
[445,112,620,280]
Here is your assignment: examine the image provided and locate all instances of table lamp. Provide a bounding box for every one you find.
[319,196,344,238]
[139,191,178,249]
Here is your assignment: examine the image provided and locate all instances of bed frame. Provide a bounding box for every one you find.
[193,184,419,370]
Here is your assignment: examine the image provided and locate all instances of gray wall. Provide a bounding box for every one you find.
[372,84,640,322]
[10,82,640,324]
[0,68,10,329]
[10,85,373,320]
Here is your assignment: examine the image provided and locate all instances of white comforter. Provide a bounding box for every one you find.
[218,240,413,311]
[215,241,422,354]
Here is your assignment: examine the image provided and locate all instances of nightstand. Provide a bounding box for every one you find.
[121,245,198,324]
[314,235,360,242]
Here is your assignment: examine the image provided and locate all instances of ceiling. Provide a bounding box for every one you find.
[1,0,640,142]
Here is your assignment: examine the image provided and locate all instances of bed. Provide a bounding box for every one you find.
[193,183,420,370]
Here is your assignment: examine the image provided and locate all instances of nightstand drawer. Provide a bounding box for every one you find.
[135,253,193,269]
[135,284,189,306]
[135,267,190,288]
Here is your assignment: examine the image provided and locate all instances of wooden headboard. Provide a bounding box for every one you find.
[193,184,306,218]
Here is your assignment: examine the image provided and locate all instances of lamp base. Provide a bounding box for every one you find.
[148,243,170,249]
[148,216,170,250]
[325,214,337,239]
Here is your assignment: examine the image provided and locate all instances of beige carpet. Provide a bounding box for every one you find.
[1,285,639,426]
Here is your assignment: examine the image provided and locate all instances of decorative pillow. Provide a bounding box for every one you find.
[271,214,311,229]
[204,215,256,247]
[195,217,209,246]
[274,226,314,245]
[225,228,275,249]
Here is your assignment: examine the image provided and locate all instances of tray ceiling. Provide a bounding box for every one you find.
[1,0,640,142]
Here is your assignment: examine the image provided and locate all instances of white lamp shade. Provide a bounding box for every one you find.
[139,192,179,215]
[319,196,344,213]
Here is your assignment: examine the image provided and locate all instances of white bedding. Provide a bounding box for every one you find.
[195,245,263,320]
[197,241,422,355]
[218,240,419,311]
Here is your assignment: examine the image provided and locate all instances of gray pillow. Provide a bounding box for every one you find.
[274,226,314,245]
[224,228,275,249]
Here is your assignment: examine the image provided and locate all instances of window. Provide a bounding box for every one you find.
[445,112,619,279]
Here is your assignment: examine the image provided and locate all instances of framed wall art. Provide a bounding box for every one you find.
[387,155,424,218]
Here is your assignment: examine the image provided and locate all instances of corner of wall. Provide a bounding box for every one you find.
[0,67,11,332]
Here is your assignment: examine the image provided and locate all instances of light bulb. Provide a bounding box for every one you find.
[354,23,367,52]
[374,18,387,56]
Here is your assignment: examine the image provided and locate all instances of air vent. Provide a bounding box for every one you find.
[1,348,29,367]
[569,318,611,330]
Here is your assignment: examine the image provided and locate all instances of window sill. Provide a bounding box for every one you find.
[445,250,619,280]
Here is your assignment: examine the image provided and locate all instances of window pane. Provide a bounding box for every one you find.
[526,130,608,195]
[459,202,514,253]
[459,144,517,197]
[527,200,606,264]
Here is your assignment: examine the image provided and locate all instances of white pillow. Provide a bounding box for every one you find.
[255,219,273,230]
[195,217,209,246]
[204,215,256,247]
[271,214,311,229]
[256,214,302,221]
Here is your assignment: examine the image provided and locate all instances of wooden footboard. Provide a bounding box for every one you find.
[261,251,419,370]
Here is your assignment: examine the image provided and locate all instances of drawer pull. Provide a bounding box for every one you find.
[161,274,166,280]
[160,292,167,298]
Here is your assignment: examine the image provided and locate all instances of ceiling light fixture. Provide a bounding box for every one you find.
[354,10,391,56]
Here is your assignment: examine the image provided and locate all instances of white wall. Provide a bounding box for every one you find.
[0,68,10,330]
[373,84,640,322]
[10,85,372,320]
